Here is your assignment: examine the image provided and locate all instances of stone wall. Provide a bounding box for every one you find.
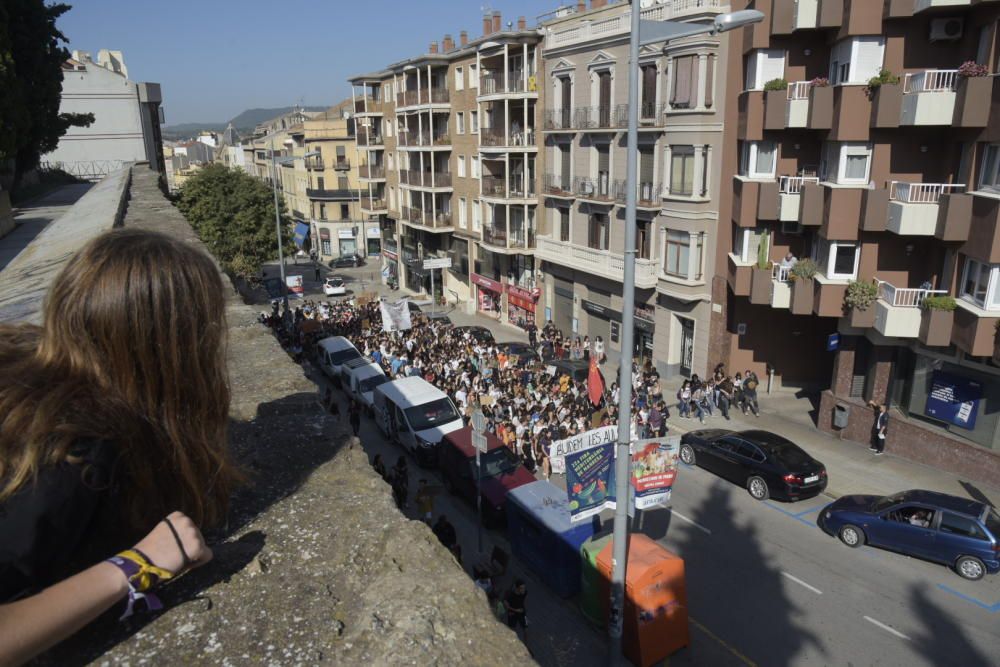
[35,167,533,664]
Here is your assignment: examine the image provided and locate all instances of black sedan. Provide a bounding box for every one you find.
[498,341,538,367]
[328,254,359,269]
[679,429,827,501]
[452,325,495,345]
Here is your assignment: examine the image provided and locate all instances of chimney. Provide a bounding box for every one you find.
[517,16,526,30]
[483,14,492,36]
[443,34,454,51]
[460,30,468,46]
[492,11,501,34]
[577,1,586,13]
[591,0,607,8]
[429,41,439,54]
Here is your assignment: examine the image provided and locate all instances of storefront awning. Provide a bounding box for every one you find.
[293,221,310,248]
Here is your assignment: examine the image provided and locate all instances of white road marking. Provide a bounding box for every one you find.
[863,616,910,640]
[671,509,712,535]
[781,571,823,595]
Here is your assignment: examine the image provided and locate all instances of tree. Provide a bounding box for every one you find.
[175,164,292,280]
[0,1,94,187]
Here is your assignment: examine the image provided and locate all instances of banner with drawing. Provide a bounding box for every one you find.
[630,436,680,510]
[565,443,616,523]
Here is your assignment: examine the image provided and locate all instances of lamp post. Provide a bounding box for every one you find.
[269,141,319,308]
[607,6,764,664]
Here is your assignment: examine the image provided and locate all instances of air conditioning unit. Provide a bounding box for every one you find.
[781,221,803,235]
[929,18,963,43]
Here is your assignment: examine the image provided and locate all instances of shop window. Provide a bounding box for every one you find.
[960,257,1000,310]
[739,141,776,180]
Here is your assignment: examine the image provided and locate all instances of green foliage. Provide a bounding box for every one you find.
[175,164,291,279]
[756,229,771,270]
[0,1,94,184]
[845,280,879,310]
[763,78,788,92]
[790,257,818,280]
[865,69,900,98]
[922,295,957,311]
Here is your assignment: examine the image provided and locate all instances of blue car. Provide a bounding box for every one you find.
[819,490,1000,581]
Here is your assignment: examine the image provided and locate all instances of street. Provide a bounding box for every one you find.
[288,266,999,667]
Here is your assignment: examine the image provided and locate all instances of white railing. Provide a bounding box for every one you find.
[772,265,792,282]
[903,69,958,94]
[779,175,820,194]
[590,15,623,35]
[787,81,811,100]
[548,1,722,48]
[889,181,966,203]
[537,236,659,286]
[877,280,947,308]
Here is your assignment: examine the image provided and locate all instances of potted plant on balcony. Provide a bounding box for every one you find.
[763,78,788,92]
[750,230,773,305]
[809,77,830,88]
[867,69,903,127]
[763,79,789,130]
[788,257,817,315]
[864,69,900,100]
[955,61,993,127]
[918,295,956,347]
[844,280,879,328]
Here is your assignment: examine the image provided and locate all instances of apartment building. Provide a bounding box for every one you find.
[537,0,731,377]
[722,0,1000,473]
[351,12,543,323]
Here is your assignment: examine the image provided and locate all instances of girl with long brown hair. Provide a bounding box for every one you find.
[0,229,241,665]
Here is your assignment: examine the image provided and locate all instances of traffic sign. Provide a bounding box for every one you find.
[471,432,488,453]
[422,257,453,270]
[471,408,486,433]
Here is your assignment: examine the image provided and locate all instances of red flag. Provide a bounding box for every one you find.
[588,355,604,407]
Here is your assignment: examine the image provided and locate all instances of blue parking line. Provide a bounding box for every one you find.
[763,501,817,528]
[793,505,825,518]
[937,584,1000,613]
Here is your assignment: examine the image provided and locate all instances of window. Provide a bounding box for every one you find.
[828,37,885,85]
[458,155,466,177]
[745,49,785,91]
[470,63,478,90]
[735,228,768,264]
[457,112,465,134]
[669,146,695,196]
[960,258,1000,310]
[472,155,480,179]
[317,176,325,190]
[472,199,482,231]
[670,55,698,109]
[939,513,987,540]
[321,236,332,256]
[559,207,570,242]
[340,204,349,220]
[663,230,703,280]
[471,110,479,133]
[814,239,860,280]
[455,66,464,90]
[980,144,1000,190]
[459,197,467,227]
[821,142,872,185]
[739,141,776,179]
[588,214,609,250]
[319,203,327,220]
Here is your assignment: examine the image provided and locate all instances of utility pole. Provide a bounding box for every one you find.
[270,133,289,309]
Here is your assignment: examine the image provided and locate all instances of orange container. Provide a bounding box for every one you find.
[596,534,689,667]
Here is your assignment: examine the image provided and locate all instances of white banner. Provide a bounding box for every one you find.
[549,425,618,475]
[379,297,412,332]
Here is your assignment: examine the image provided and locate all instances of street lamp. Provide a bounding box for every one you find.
[607,5,764,664]
[268,137,319,308]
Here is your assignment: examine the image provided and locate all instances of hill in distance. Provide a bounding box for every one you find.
[162,106,330,140]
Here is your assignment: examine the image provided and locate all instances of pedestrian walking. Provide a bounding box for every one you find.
[504,579,529,641]
[414,478,436,523]
[348,399,362,436]
[869,401,888,455]
[743,370,760,417]
[372,453,387,480]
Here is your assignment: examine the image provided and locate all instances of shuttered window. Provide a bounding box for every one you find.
[671,55,695,108]
[641,65,657,117]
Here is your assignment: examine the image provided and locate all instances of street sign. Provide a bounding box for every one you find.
[471,408,486,433]
[422,257,453,270]
[826,333,840,352]
[471,431,488,453]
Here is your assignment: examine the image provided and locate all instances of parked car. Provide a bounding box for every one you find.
[424,312,453,327]
[452,325,496,345]
[679,429,827,501]
[329,254,359,269]
[819,489,1000,581]
[373,376,464,467]
[344,360,388,414]
[498,341,538,367]
[323,276,346,296]
[439,427,536,526]
[546,358,591,384]
[316,336,362,385]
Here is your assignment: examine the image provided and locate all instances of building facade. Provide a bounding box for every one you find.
[44,50,165,179]
[537,0,732,377]
[722,0,1000,475]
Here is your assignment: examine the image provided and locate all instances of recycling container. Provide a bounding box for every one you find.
[579,533,612,625]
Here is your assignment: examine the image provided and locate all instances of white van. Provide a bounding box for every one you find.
[316,336,362,384]
[373,376,464,466]
[345,361,388,413]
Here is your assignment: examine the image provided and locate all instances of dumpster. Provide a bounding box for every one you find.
[579,533,612,625]
[596,534,689,667]
[505,480,596,598]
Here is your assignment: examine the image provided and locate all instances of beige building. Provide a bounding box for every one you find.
[537,0,732,377]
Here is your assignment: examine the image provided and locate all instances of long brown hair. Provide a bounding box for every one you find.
[0,229,238,529]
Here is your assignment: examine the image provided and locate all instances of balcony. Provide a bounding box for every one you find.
[770,264,792,309]
[353,98,385,115]
[873,281,948,338]
[397,131,450,148]
[401,170,452,189]
[479,70,538,97]
[304,156,325,171]
[574,175,614,203]
[763,82,812,129]
[612,179,661,209]
[545,1,723,50]
[726,254,753,297]
[732,177,780,227]
[333,159,350,171]
[902,70,958,126]
[401,206,453,230]
[952,299,1000,357]
[574,106,625,131]
[542,173,574,199]
[778,176,818,222]
[482,225,537,251]
[358,164,385,180]
[395,88,450,108]
[799,182,864,240]
[360,196,387,212]
[306,188,355,201]
[537,236,659,288]
[887,182,966,236]
[482,175,536,200]
[914,0,971,12]
[480,127,537,149]
[543,109,574,131]
[357,131,384,147]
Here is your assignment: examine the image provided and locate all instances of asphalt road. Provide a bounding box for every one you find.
[290,267,1000,667]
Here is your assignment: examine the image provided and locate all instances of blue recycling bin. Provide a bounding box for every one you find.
[505,480,596,598]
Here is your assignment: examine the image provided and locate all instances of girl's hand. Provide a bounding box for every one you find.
[133,511,213,576]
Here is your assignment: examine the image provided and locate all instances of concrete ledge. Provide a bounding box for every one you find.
[0,168,131,324]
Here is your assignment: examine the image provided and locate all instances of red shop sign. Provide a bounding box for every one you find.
[382,249,398,261]
[507,285,539,302]
[471,273,503,293]
[508,294,536,311]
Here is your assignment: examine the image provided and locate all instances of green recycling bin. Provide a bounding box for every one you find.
[579,534,612,626]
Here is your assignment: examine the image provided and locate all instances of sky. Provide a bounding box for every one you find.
[60,0,558,126]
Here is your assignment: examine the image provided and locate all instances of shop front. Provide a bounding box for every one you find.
[318,228,333,258]
[471,273,503,317]
[381,245,398,285]
[338,229,357,257]
[580,299,656,367]
[507,284,540,329]
[366,226,381,256]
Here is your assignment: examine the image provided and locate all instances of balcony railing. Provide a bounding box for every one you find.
[543,109,574,130]
[772,264,792,282]
[480,127,536,147]
[638,102,667,123]
[359,164,385,179]
[400,170,451,187]
[482,175,506,197]
[480,70,533,95]
[877,280,947,307]
[575,106,624,129]
[779,175,819,194]
[547,1,722,48]
[574,175,613,200]
[397,131,450,147]
[483,175,536,198]
[904,70,958,94]
[484,225,536,249]
[360,196,387,210]
[401,206,452,228]
[543,172,573,195]
[536,236,659,287]
[787,81,811,100]
[333,159,351,170]
[357,131,384,146]
[354,98,385,114]
[613,179,660,205]
[304,157,325,170]
[889,181,966,203]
